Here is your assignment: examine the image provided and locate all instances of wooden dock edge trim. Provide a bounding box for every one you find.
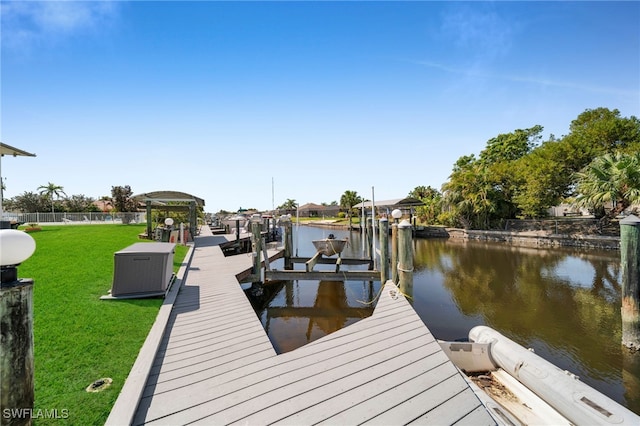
[105,243,196,426]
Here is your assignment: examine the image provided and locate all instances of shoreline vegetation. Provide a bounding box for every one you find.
[297,217,621,250]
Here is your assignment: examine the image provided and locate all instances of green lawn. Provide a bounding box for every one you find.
[16,225,189,425]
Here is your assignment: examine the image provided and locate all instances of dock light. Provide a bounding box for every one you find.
[0,229,36,284]
[391,209,402,221]
[0,228,36,417]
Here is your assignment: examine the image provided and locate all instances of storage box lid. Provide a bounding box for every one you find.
[115,242,176,255]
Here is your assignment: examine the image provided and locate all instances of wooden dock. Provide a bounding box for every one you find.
[107,226,496,425]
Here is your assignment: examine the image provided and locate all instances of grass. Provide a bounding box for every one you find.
[16,225,189,425]
[294,216,358,225]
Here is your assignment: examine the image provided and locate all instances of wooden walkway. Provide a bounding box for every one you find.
[107,226,496,425]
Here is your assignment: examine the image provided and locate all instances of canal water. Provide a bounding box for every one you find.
[244,224,640,415]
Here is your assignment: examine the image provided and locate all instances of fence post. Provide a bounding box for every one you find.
[398,219,413,301]
[621,215,640,350]
[379,218,389,282]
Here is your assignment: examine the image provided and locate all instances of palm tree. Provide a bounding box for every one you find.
[340,190,362,228]
[278,199,298,215]
[573,152,640,218]
[38,182,67,213]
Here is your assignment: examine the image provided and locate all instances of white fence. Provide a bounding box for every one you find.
[2,211,146,225]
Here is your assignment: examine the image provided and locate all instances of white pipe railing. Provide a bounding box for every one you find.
[2,211,146,224]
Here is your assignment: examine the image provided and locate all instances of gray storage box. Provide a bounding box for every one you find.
[110,242,175,297]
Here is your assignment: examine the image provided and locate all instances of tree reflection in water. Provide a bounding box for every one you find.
[411,238,639,415]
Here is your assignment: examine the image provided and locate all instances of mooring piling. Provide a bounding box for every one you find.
[379,218,389,283]
[621,215,640,351]
[397,219,413,300]
[250,217,263,283]
[281,216,293,270]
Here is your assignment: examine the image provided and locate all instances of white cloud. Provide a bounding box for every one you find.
[439,4,514,60]
[413,59,637,98]
[1,1,120,50]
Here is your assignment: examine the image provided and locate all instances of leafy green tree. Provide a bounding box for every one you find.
[111,185,138,212]
[340,190,362,228]
[409,186,442,225]
[480,125,543,164]
[65,195,98,212]
[513,136,573,218]
[573,152,640,218]
[442,156,496,229]
[565,108,640,157]
[439,107,640,225]
[7,191,49,213]
[442,126,541,228]
[513,109,639,218]
[38,182,67,213]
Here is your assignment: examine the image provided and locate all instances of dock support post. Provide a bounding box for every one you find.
[282,217,293,270]
[0,230,36,425]
[1,280,34,426]
[366,218,373,263]
[390,209,403,283]
[379,218,389,283]
[391,222,398,283]
[250,218,263,283]
[398,219,413,301]
[621,215,640,351]
[146,201,152,240]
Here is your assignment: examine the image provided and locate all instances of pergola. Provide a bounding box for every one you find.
[353,197,424,217]
[132,191,205,240]
[1,142,37,222]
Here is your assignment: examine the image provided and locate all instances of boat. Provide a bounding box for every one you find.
[312,234,348,257]
[439,326,640,425]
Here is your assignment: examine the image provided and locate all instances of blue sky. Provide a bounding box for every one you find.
[2,1,639,213]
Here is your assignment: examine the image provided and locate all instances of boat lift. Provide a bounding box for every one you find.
[263,221,381,282]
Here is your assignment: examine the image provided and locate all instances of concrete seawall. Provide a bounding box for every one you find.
[302,222,620,250]
[444,228,620,250]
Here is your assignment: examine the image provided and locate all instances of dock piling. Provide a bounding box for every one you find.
[379,218,389,283]
[282,217,293,270]
[398,219,413,301]
[621,215,640,351]
[250,217,263,283]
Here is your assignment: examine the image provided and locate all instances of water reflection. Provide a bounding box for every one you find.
[410,238,639,414]
[245,226,640,414]
[246,280,377,353]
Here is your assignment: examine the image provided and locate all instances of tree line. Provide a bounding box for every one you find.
[4,185,138,214]
[424,107,640,229]
[278,107,640,230]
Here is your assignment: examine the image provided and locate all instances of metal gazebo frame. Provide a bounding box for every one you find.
[132,191,205,241]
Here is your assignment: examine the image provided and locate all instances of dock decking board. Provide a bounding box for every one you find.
[107,226,495,425]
